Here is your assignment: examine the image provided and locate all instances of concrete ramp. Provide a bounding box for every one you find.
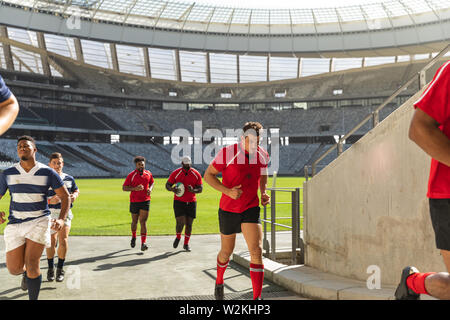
[304,89,447,286]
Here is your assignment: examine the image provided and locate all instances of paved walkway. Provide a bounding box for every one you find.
[2,231,434,300]
[0,233,305,300]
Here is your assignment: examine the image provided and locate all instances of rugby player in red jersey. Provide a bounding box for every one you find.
[395,60,450,300]
[166,156,203,252]
[122,156,154,252]
[204,122,270,300]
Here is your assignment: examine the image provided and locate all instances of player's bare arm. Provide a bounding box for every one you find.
[147,183,154,196]
[204,164,242,200]
[70,189,80,203]
[0,195,4,224]
[52,185,70,231]
[259,173,270,206]
[409,108,450,167]
[165,181,179,193]
[123,184,144,192]
[187,185,203,194]
[0,94,19,136]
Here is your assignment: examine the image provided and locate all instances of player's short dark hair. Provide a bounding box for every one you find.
[242,122,263,137]
[49,152,63,161]
[17,135,36,146]
[134,156,146,163]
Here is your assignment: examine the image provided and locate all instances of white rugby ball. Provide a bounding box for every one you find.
[175,182,185,197]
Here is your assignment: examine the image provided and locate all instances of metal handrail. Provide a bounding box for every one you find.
[262,187,304,265]
[309,44,450,177]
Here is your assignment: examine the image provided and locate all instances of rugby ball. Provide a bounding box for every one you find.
[175,182,185,197]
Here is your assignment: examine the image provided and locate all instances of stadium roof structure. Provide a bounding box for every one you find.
[0,0,449,57]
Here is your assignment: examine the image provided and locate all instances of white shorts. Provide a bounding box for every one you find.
[50,209,73,235]
[3,215,51,253]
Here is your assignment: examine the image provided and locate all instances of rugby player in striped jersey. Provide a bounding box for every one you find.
[0,136,70,300]
[46,152,80,283]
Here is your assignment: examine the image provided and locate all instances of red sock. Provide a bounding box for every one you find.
[250,263,264,300]
[132,231,136,238]
[406,272,436,295]
[216,258,229,285]
[141,233,147,244]
[176,233,182,240]
[184,233,191,245]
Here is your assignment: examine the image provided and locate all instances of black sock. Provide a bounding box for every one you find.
[47,258,54,269]
[26,274,42,300]
[57,258,65,269]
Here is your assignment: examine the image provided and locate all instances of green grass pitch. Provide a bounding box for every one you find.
[0,177,305,236]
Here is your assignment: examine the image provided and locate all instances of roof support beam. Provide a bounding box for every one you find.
[36,31,51,77]
[73,37,84,63]
[175,49,182,82]
[206,52,211,83]
[0,26,14,71]
[110,43,119,72]
[143,47,151,78]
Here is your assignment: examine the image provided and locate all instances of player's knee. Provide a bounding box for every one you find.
[59,238,69,249]
[7,265,24,276]
[219,249,233,260]
[249,246,262,258]
[24,263,40,278]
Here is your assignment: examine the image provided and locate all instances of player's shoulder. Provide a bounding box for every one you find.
[171,167,183,174]
[144,169,153,177]
[2,163,20,175]
[256,146,269,163]
[257,145,269,158]
[62,173,75,181]
[126,170,137,177]
[432,60,450,81]
[35,162,57,175]
[219,143,239,156]
[190,168,202,178]
[440,60,450,73]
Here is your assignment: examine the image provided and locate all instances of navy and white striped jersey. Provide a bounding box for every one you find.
[0,74,12,103]
[48,173,78,210]
[0,162,65,224]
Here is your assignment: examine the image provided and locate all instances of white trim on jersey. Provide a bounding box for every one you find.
[12,193,45,203]
[130,172,138,183]
[256,149,268,166]
[414,60,450,106]
[226,151,241,168]
[189,169,200,181]
[11,210,46,220]
[174,170,183,180]
[7,174,49,187]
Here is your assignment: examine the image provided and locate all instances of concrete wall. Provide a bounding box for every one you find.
[304,88,447,286]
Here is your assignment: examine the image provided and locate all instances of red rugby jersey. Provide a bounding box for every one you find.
[123,169,154,202]
[211,142,269,213]
[413,60,450,198]
[167,167,202,202]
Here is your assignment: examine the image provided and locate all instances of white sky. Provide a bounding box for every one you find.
[193,0,384,9]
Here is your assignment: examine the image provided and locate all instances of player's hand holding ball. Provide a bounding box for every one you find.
[261,192,270,206]
[134,184,144,191]
[0,211,5,224]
